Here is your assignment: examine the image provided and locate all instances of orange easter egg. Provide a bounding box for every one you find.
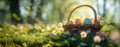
[91,18,94,24]
[75,19,81,25]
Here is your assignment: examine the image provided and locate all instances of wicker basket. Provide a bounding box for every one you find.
[63,5,102,35]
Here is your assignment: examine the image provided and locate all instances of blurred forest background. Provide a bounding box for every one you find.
[0,0,120,25]
[0,0,120,47]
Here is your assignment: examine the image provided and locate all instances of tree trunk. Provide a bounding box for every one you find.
[36,0,45,21]
[10,0,23,24]
[30,0,34,12]
[96,0,101,16]
[58,8,64,22]
[103,0,107,17]
[26,0,36,24]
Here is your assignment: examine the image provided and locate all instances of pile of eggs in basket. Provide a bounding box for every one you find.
[66,18,95,25]
[63,17,101,33]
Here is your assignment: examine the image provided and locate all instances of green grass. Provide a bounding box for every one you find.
[0,22,120,47]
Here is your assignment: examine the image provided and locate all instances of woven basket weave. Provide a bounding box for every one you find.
[63,5,102,34]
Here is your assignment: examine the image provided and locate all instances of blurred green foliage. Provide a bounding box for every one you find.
[0,21,120,47]
[0,0,120,47]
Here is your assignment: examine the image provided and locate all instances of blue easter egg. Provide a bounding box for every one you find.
[84,18,92,24]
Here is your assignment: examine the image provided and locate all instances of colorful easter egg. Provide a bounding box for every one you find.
[75,19,81,25]
[84,18,92,24]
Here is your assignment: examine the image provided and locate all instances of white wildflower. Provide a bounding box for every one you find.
[93,35,101,43]
[80,31,87,38]
[64,31,70,35]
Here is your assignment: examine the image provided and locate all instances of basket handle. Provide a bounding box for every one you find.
[67,5,98,24]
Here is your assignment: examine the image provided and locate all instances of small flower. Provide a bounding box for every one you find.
[62,34,67,38]
[95,45,101,47]
[58,23,63,27]
[70,37,76,41]
[64,31,70,35]
[93,35,101,43]
[14,32,19,35]
[43,43,51,47]
[86,29,91,34]
[47,33,56,38]
[96,32,106,41]
[80,42,87,46]
[0,28,2,31]
[60,27,64,31]
[80,31,87,38]
[46,25,50,30]
[96,32,107,38]
[6,33,9,36]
